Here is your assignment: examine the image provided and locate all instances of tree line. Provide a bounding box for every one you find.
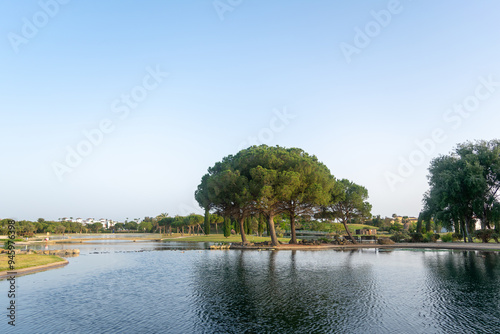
[195,145,372,246]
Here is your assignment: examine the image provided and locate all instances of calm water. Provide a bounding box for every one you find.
[1,242,500,333]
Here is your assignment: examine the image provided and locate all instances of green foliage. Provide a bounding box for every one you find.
[195,145,343,246]
[204,210,210,235]
[138,221,153,232]
[410,232,423,243]
[223,217,231,238]
[492,233,499,243]
[441,233,453,242]
[474,229,495,243]
[257,214,265,236]
[452,232,463,241]
[423,140,500,242]
[389,223,404,234]
[390,231,410,243]
[423,232,439,243]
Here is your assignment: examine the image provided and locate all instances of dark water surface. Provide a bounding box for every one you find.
[1,243,499,333]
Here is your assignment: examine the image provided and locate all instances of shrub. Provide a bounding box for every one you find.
[423,232,440,242]
[474,229,494,243]
[378,238,395,245]
[492,233,499,243]
[390,231,409,243]
[410,233,424,243]
[441,232,453,242]
[452,232,463,241]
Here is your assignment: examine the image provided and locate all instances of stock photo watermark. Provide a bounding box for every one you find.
[339,0,407,64]
[51,65,168,182]
[384,75,500,191]
[213,0,243,21]
[237,107,296,151]
[178,106,296,216]
[5,220,17,326]
[7,0,70,54]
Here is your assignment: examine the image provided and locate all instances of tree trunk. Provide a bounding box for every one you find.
[238,217,248,244]
[267,214,279,246]
[462,219,471,243]
[342,220,357,244]
[289,214,298,244]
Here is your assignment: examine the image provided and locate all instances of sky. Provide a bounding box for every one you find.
[1,0,500,222]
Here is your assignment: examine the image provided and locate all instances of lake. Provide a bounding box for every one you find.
[1,241,500,333]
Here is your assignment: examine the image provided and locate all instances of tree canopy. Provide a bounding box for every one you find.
[195,145,370,246]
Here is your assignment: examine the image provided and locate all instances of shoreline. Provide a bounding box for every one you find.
[230,242,500,251]
[0,259,69,279]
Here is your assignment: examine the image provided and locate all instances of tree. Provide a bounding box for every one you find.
[54,225,66,235]
[275,147,335,244]
[241,146,336,246]
[184,214,204,235]
[422,140,500,242]
[323,179,372,244]
[223,216,231,238]
[195,145,341,246]
[90,223,103,233]
[158,217,175,235]
[124,221,138,231]
[139,221,153,233]
[195,153,255,244]
[209,214,224,234]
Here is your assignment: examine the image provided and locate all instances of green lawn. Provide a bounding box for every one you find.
[0,254,65,271]
[347,224,379,231]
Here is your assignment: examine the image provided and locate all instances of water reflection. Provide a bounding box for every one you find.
[1,247,499,333]
[423,251,500,333]
[191,250,378,333]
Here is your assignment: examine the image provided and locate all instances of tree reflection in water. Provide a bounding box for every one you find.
[422,250,500,333]
[191,250,377,333]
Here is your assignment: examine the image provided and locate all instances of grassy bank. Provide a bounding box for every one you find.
[0,254,66,271]
[162,234,291,243]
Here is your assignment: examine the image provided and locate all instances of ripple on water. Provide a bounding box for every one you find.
[1,248,500,333]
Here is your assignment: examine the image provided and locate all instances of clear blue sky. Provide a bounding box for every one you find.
[1,0,500,221]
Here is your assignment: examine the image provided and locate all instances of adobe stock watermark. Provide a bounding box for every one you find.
[51,65,168,182]
[6,219,17,327]
[213,0,243,21]
[339,0,408,64]
[237,107,296,151]
[385,75,500,191]
[7,0,70,54]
